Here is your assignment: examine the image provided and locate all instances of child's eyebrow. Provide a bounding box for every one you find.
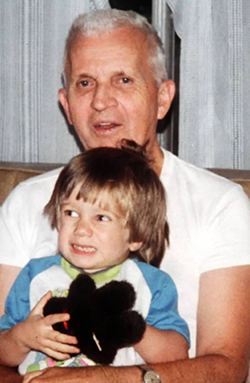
[61,201,69,206]
[60,201,74,208]
[96,205,123,219]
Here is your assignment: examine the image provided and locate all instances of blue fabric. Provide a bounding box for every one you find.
[0,255,62,330]
[133,259,190,342]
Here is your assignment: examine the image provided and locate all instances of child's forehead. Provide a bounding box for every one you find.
[64,187,126,216]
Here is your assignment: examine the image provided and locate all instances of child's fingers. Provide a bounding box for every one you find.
[42,339,80,360]
[51,330,80,347]
[43,312,71,328]
[30,291,53,315]
[42,314,80,346]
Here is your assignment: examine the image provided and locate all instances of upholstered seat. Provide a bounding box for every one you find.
[0,162,62,205]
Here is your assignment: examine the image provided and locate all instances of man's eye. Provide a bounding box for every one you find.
[120,77,131,84]
[80,80,89,87]
[65,210,78,217]
[97,215,110,222]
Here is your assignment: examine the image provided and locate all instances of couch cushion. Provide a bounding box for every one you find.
[209,168,250,201]
[0,166,44,205]
[232,179,250,200]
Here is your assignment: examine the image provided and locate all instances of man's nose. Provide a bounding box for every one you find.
[74,219,93,237]
[91,83,117,111]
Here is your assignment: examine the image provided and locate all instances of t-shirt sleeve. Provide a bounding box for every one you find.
[135,261,190,345]
[0,174,59,268]
[0,264,32,330]
[0,183,39,267]
[195,184,250,272]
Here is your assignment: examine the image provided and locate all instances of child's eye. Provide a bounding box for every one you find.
[64,210,79,218]
[96,214,110,222]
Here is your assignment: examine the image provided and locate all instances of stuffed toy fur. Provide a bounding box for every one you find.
[44,273,146,365]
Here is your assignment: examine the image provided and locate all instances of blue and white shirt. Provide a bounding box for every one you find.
[0,256,190,374]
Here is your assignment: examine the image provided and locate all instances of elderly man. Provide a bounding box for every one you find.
[1,9,250,383]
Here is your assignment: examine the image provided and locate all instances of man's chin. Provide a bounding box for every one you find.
[82,138,130,150]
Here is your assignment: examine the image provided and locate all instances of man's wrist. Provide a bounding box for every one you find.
[136,365,162,383]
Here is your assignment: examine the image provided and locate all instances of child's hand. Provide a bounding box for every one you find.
[21,291,80,360]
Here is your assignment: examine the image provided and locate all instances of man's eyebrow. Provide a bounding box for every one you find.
[74,70,131,80]
[114,71,131,77]
[77,73,94,79]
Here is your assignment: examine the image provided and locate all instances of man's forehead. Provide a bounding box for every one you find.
[67,29,150,77]
[69,26,148,55]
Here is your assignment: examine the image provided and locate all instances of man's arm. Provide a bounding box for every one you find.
[0,264,21,317]
[20,265,250,383]
[196,265,250,380]
[0,365,22,383]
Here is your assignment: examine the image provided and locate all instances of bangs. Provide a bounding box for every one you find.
[76,179,130,224]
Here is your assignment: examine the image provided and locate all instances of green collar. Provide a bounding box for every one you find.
[61,257,123,285]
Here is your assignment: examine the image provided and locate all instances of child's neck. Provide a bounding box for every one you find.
[61,256,126,284]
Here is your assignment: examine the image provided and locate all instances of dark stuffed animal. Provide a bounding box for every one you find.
[44,274,146,365]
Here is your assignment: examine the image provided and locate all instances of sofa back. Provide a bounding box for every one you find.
[1,162,250,205]
[0,162,61,205]
[210,168,250,200]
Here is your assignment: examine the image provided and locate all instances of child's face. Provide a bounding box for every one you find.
[58,185,142,273]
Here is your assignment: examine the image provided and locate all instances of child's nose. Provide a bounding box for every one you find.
[74,219,92,237]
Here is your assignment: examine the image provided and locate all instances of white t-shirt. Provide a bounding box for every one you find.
[1,149,250,357]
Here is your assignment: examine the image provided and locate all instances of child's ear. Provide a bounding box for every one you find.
[129,241,143,252]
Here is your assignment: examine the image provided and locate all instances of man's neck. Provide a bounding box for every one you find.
[149,143,164,176]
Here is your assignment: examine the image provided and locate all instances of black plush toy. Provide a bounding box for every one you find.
[44,273,146,365]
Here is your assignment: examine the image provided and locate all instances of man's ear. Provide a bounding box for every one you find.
[157,80,176,120]
[129,241,143,252]
[58,88,73,125]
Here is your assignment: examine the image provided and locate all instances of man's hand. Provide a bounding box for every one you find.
[23,369,44,383]
[22,367,92,383]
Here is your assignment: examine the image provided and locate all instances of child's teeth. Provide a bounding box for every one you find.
[74,245,94,252]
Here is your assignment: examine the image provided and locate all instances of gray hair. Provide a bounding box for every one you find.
[63,9,167,87]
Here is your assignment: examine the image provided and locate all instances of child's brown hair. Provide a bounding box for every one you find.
[44,140,169,268]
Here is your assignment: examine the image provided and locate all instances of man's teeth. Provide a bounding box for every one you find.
[96,122,115,127]
[73,245,95,252]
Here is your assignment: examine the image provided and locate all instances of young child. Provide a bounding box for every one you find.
[0,140,189,375]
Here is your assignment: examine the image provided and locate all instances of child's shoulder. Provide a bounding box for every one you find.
[20,254,62,279]
[127,258,175,288]
[131,257,166,273]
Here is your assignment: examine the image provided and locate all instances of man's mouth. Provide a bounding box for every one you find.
[94,121,120,132]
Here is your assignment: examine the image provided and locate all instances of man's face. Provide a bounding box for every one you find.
[59,26,174,160]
